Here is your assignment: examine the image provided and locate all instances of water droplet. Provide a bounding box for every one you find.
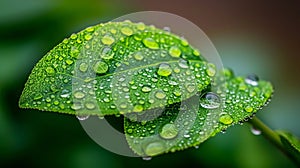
[66,59,73,65]
[163,27,171,32]
[93,61,108,74]
[142,157,152,161]
[206,63,216,77]
[159,123,178,139]
[101,47,114,60]
[74,91,85,99]
[121,27,133,36]
[46,67,55,74]
[76,115,90,120]
[181,37,189,46]
[193,49,200,56]
[173,90,182,97]
[133,105,144,112]
[71,103,82,110]
[60,89,70,98]
[144,141,165,156]
[219,114,233,125]
[34,93,43,100]
[186,84,196,93]
[169,46,181,57]
[137,22,145,30]
[143,38,159,49]
[101,35,115,45]
[142,86,152,92]
[178,59,189,68]
[245,74,259,86]
[134,52,144,60]
[200,92,221,109]
[155,90,166,99]
[251,126,261,135]
[75,62,86,72]
[157,63,172,77]
[84,34,92,41]
[245,106,254,113]
[85,102,96,110]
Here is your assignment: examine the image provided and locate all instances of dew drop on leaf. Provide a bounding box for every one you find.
[93,61,109,74]
[219,114,233,125]
[206,63,216,77]
[101,35,115,45]
[46,67,55,74]
[200,92,221,109]
[159,123,178,139]
[251,126,261,135]
[133,52,144,60]
[79,63,88,72]
[178,59,189,68]
[157,63,172,77]
[245,106,254,113]
[121,27,133,36]
[142,37,159,49]
[144,141,165,156]
[141,86,152,93]
[245,74,259,86]
[133,105,144,112]
[169,46,181,58]
[74,91,85,99]
[76,115,90,121]
[155,90,166,99]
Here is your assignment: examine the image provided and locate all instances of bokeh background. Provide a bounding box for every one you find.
[0,0,299,167]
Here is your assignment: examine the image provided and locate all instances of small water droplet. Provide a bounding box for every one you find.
[219,114,233,125]
[155,90,166,99]
[159,123,178,139]
[200,92,221,109]
[206,63,216,77]
[143,37,159,49]
[84,34,92,41]
[193,49,200,56]
[60,89,70,98]
[245,74,259,86]
[121,27,133,36]
[66,59,73,65]
[79,63,88,72]
[144,141,165,156]
[93,61,108,74]
[157,63,172,77]
[101,47,114,60]
[133,105,144,112]
[173,89,181,97]
[142,86,152,92]
[245,106,254,112]
[251,126,261,135]
[76,115,90,120]
[134,52,144,60]
[46,67,55,74]
[169,46,181,58]
[34,93,43,100]
[178,59,189,68]
[186,83,196,93]
[137,22,145,30]
[101,35,115,45]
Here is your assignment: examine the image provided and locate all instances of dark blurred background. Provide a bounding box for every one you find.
[0,0,299,167]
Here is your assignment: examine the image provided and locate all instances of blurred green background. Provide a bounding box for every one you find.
[1,0,299,167]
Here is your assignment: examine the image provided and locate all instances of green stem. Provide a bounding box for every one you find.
[248,117,299,165]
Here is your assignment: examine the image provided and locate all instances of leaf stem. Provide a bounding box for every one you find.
[248,116,299,165]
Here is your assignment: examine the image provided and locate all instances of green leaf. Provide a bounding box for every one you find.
[19,21,212,116]
[124,72,273,157]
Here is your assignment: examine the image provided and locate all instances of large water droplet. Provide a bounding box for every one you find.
[93,61,108,74]
[143,37,159,49]
[157,63,172,77]
[169,46,181,58]
[101,35,115,45]
[219,114,233,125]
[200,92,221,109]
[121,27,133,36]
[251,126,261,135]
[159,123,178,139]
[76,115,90,120]
[245,74,259,86]
[144,141,165,156]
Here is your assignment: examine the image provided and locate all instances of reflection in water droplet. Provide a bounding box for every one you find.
[85,102,96,109]
[186,84,196,93]
[200,92,221,109]
[93,61,109,74]
[169,46,181,57]
[159,123,178,139]
[245,74,259,86]
[142,86,152,92]
[206,63,216,77]
[76,115,90,121]
[142,157,152,161]
[74,91,85,99]
[157,63,172,77]
[251,126,261,135]
[79,63,88,72]
[143,37,159,49]
[144,141,165,156]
